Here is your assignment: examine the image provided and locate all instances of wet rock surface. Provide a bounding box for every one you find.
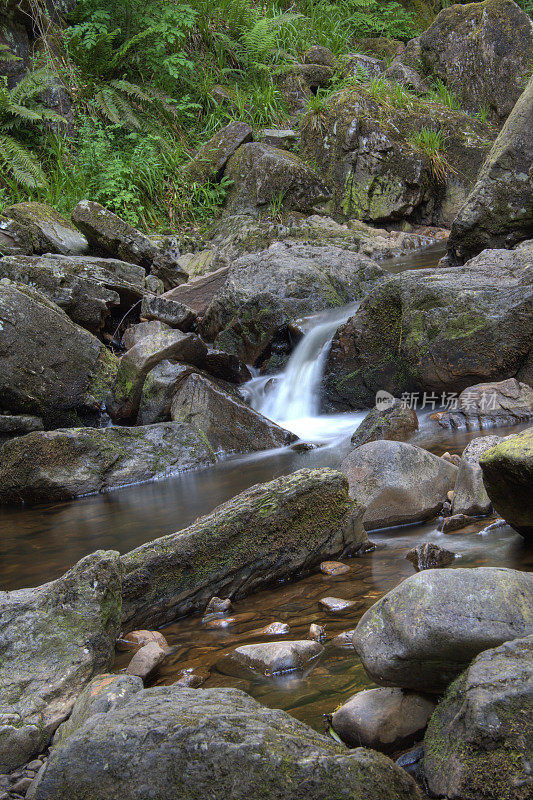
[217,640,323,677]
[354,567,533,693]
[405,542,456,571]
[452,434,504,516]
[351,400,418,448]
[434,379,533,430]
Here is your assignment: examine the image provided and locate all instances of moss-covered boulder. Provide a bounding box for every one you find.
[354,567,533,693]
[323,243,533,409]
[32,686,421,800]
[424,635,533,800]
[299,84,495,226]
[419,0,533,122]
[223,142,331,216]
[480,428,533,539]
[0,422,216,504]
[106,329,206,420]
[351,399,418,447]
[0,280,118,423]
[121,468,368,629]
[200,241,384,363]
[4,202,89,255]
[183,121,252,184]
[0,550,122,772]
[170,372,296,454]
[448,77,533,263]
[0,254,146,333]
[71,200,157,267]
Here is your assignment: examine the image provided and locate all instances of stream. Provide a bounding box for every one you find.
[1,241,531,732]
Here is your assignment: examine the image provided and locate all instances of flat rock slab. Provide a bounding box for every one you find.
[319,596,356,613]
[0,551,122,772]
[72,201,156,267]
[32,686,421,800]
[217,640,323,677]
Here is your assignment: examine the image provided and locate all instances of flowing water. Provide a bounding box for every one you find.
[1,241,531,732]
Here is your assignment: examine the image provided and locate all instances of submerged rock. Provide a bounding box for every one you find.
[218,640,323,677]
[0,423,216,503]
[32,686,421,800]
[0,551,122,772]
[319,597,356,614]
[351,400,418,448]
[4,202,89,255]
[331,687,436,753]
[324,245,533,409]
[424,635,533,800]
[480,428,533,540]
[354,567,533,693]
[0,280,117,423]
[170,372,296,454]
[341,441,457,530]
[448,76,533,261]
[121,468,367,629]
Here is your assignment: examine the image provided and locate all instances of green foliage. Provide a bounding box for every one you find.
[427,78,461,110]
[408,126,453,183]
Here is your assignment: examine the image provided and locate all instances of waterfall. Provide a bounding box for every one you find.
[243,302,365,443]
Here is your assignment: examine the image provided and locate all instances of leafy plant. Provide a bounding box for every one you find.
[427,78,461,110]
[0,70,65,188]
[475,105,490,124]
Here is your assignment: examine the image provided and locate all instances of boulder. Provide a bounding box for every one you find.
[0,213,34,255]
[121,468,368,629]
[106,329,207,420]
[341,53,385,80]
[0,413,43,437]
[32,686,421,800]
[0,551,122,772]
[0,254,145,333]
[223,143,331,216]
[320,561,351,576]
[122,320,170,349]
[324,245,533,409]
[0,422,216,503]
[53,674,143,747]
[385,40,428,92]
[419,0,533,122]
[257,128,298,150]
[448,77,533,262]
[4,202,89,255]
[217,640,323,678]
[170,372,296,454]
[354,567,533,692]
[433,378,533,430]
[340,441,458,530]
[203,348,252,384]
[140,293,197,330]
[424,635,533,800]
[299,84,494,226]
[331,688,436,753]
[136,361,194,424]
[183,121,252,184]
[116,630,168,652]
[200,241,384,363]
[319,597,356,613]
[162,265,229,315]
[71,200,157,267]
[0,280,117,422]
[405,542,456,571]
[303,46,337,68]
[480,428,533,539]
[452,435,504,516]
[351,400,418,447]
[125,642,167,680]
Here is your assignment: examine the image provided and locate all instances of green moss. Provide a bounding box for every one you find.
[86,346,118,405]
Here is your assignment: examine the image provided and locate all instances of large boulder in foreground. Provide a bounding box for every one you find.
[354,567,533,693]
[0,551,122,772]
[424,635,533,800]
[4,201,89,255]
[447,76,533,262]
[170,372,295,454]
[452,435,504,516]
[0,280,117,423]
[121,468,367,629]
[33,686,421,800]
[223,142,331,216]
[0,423,216,504]
[340,441,457,530]
[419,0,533,122]
[324,244,533,409]
[480,428,533,539]
[200,241,383,363]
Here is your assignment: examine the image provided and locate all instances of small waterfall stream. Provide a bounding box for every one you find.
[243,302,365,443]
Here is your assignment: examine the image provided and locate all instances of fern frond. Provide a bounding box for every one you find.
[0,133,47,188]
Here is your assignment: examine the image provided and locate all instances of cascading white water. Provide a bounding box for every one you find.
[244,302,366,443]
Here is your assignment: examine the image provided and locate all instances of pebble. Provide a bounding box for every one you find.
[204,617,236,630]
[205,596,232,615]
[309,623,326,642]
[319,597,356,614]
[319,561,351,576]
[125,641,167,680]
[116,629,168,652]
[260,622,290,635]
